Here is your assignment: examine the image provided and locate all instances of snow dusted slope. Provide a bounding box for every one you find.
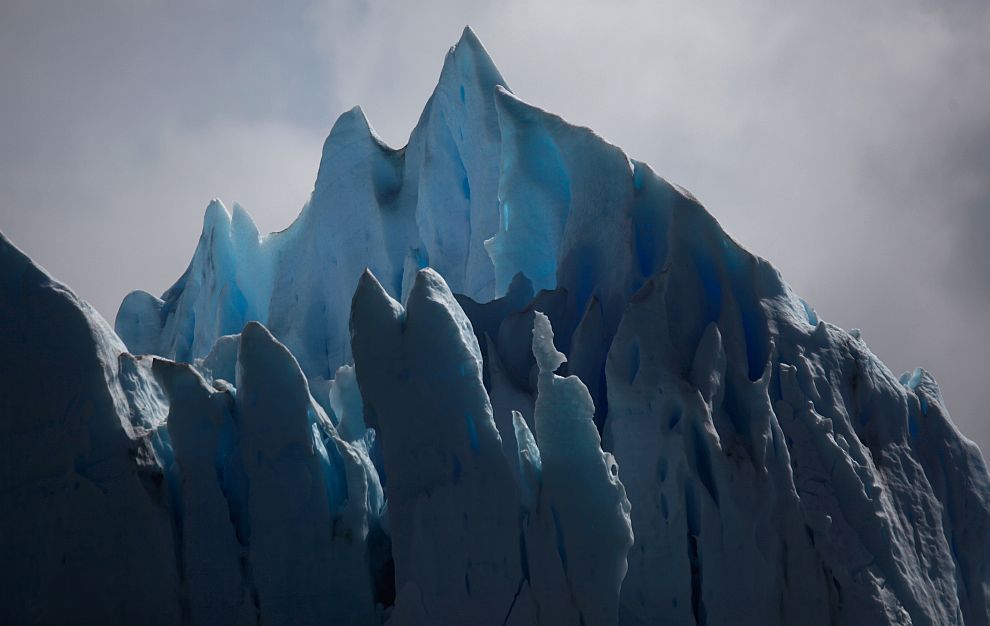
[3,26,990,626]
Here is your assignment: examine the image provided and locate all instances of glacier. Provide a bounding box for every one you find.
[2,26,989,626]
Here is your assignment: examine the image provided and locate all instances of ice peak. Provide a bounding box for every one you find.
[311,103,403,214]
[447,25,504,85]
[407,267,450,307]
[0,229,39,283]
[202,198,231,232]
[351,269,404,331]
[533,311,566,374]
[456,25,481,50]
[324,104,391,151]
[236,321,315,428]
[431,26,508,114]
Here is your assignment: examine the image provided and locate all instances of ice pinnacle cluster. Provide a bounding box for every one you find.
[2,27,989,626]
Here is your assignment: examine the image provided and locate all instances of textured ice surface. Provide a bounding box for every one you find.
[4,26,990,626]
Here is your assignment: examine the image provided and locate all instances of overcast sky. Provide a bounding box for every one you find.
[1,0,988,451]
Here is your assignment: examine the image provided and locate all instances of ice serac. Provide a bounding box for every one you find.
[117,200,272,363]
[149,322,385,626]
[410,25,507,303]
[529,312,633,626]
[0,234,180,625]
[266,105,403,380]
[233,321,377,625]
[154,359,254,626]
[350,268,525,625]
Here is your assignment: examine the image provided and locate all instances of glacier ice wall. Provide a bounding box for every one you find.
[3,26,990,626]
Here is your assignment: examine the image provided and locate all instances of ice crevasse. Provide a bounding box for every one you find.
[2,26,990,626]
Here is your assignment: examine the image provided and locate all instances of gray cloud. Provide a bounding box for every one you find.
[1,0,988,450]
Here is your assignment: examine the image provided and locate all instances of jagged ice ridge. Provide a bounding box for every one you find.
[2,27,989,626]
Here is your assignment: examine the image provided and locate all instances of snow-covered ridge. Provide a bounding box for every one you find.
[2,27,989,626]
